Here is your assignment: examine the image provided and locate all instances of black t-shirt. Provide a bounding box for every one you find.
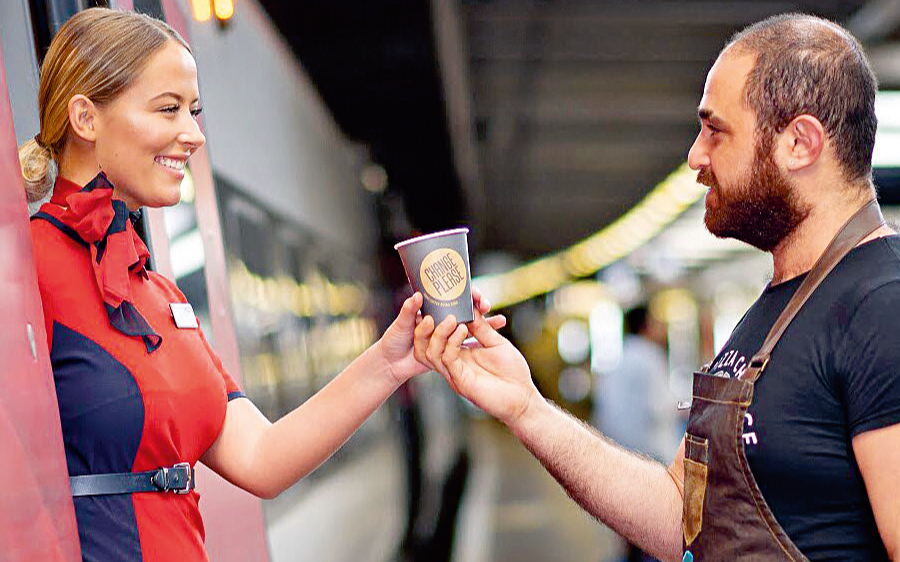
[707,235,900,561]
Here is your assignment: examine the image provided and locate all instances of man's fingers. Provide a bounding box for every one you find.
[466,307,506,348]
[442,323,469,375]
[426,316,459,375]
[413,315,435,367]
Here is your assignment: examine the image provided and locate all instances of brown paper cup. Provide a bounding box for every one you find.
[395,228,474,324]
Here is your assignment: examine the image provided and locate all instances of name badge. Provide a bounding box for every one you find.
[170,303,199,329]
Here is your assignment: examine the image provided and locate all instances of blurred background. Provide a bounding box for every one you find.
[3,0,900,561]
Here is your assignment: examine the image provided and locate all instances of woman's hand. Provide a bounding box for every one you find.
[414,306,538,426]
[377,288,505,385]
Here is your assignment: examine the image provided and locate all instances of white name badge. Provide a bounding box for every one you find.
[170,303,199,329]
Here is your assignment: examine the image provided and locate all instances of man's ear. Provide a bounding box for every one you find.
[779,114,825,172]
[67,95,98,143]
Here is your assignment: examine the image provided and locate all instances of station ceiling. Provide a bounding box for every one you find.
[259,0,891,262]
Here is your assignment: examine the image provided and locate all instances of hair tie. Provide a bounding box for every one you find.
[33,133,48,151]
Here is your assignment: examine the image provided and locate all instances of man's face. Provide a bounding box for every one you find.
[688,52,810,252]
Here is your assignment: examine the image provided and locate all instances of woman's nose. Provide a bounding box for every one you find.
[180,118,206,153]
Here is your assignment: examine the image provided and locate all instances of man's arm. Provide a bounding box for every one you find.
[853,423,900,560]
[415,310,685,562]
[512,399,686,562]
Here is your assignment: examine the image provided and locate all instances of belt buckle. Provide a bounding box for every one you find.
[171,462,192,495]
[153,463,192,494]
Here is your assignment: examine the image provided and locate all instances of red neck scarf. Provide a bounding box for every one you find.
[38,173,162,353]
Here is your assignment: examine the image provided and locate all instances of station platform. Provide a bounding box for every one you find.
[452,419,623,562]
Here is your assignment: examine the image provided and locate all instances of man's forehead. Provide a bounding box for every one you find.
[698,52,756,119]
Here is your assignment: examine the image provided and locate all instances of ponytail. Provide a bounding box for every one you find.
[18,136,58,202]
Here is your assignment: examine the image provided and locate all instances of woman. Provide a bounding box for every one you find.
[19,8,502,562]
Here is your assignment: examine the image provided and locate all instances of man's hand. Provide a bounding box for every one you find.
[379,288,504,385]
[414,304,536,426]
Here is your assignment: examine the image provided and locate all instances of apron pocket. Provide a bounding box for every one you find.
[683,434,709,547]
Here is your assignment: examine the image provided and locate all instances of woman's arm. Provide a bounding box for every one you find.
[201,291,504,499]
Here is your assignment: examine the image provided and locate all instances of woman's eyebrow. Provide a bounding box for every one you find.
[150,92,200,104]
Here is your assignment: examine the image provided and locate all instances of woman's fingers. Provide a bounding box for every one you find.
[472,286,492,315]
[425,316,459,375]
[486,314,507,330]
[395,292,423,331]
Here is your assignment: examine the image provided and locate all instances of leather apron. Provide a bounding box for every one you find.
[681,201,885,562]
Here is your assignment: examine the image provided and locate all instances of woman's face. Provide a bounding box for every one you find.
[94,41,205,209]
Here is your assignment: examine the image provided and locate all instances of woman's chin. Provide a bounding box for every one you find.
[141,189,182,209]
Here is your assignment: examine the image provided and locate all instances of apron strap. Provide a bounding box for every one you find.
[742,199,885,383]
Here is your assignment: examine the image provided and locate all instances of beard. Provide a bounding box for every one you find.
[699,138,810,252]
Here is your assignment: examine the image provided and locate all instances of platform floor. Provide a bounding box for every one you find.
[452,419,624,562]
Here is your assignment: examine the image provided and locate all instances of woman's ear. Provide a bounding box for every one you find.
[780,114,825,172]
[67,95,98,143]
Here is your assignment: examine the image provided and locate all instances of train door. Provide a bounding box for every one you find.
[0,0,270,560]
[0,9,80,562]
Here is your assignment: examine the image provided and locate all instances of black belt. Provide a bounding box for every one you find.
[70,463,194,497]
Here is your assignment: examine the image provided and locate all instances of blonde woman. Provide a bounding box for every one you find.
[21,8,501,561]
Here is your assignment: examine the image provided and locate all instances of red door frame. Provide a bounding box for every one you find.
[0,27,81,562]
[115,1,272,560]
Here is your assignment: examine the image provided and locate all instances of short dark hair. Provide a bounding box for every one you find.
[727,14,878,183]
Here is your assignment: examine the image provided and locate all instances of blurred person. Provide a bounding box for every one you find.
[593,305,678,562]
[20,9,504,562]
[415,13,900,562]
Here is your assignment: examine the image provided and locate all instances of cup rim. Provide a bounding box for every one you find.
[393,228,470,251]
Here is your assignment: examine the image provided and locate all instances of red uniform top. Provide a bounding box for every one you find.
[30,176,245,562]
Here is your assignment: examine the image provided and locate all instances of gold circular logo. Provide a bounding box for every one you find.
[419,248,468,301]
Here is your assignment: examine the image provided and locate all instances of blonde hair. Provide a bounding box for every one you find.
[18,7,190,202]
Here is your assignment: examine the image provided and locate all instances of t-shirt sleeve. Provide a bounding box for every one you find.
[151,272,246,401]
[197,328,246,401]
[837,281,900,437]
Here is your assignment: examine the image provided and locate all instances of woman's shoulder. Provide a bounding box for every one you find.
[29,208,92,286]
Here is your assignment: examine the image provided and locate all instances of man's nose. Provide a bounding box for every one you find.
[687,135,708,171]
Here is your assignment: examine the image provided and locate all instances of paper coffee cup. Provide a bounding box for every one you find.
[394,228,474,324]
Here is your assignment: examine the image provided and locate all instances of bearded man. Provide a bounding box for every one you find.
[414,13,900,562]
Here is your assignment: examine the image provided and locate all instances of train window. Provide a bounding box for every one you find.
[161,165,213,335]
[132,0,164,20]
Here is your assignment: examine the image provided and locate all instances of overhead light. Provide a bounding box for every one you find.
[475,163,706,308]
[191,0,235,23]
[190,0,212,22]
[213,0,235,21]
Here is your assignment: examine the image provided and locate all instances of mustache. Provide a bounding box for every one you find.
[697,167,718,189]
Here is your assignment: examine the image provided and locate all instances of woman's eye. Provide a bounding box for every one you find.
[161,105,179,114]
[190,107,203,118]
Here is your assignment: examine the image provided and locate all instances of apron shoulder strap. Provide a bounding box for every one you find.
[742,200,885,382]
